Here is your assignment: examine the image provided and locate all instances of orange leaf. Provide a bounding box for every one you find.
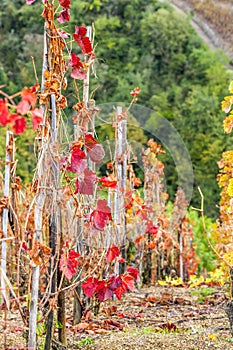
[148,242,156,249]
[135,235,143,245]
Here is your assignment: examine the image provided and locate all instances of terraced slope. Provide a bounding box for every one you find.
[171,0,233,59]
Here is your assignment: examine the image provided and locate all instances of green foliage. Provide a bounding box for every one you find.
[0,126,37,183]
[36,320,46,337]
[166,202,216,272]
[188,209,216,273]
[77,337,94,346]
[190,287,215,303]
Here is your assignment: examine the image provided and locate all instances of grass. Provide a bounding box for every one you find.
[77,337,95,346]
[189,287,215,303]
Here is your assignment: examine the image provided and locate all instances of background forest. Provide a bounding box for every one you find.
[0,0,232,218]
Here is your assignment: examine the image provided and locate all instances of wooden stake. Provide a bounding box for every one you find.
[28,22,48,349]
[115,106,127,274]
[1,131,14,308]
[73,26,93,325]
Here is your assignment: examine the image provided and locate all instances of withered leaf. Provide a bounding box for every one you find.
[29,240,51,265]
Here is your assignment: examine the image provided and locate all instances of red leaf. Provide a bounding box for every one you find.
[136,205,152,221]
[66,144,87,173]
[114,284,127,300]
[113,274,135,300]
[97,199,112,214]
[58,29,69,38]
[31,108,43,130]
[124,190,134,210]
[16,100,30,115]
[82,277,98,298]
[84,134,106,163]
[74,179,80,194]
[90,199,112,231]
[97,287,113,302]
[75,169,97,195]
[68,53,83,69]
[21,86,37,107]
[74,26,87,37]
[106,245,120,262]
[68,54,86,80]
[85,134,98,149]
[158,323,179,332]
[57,8,70,23]
[73,26,93,55]
[71,68,86,80]
[130,87,141,97]
[22,242,29,251]
[26,0,37,4]
[126,267,140,281]
[146,221,158,235]
[88,144,105,164]
[59,0,70,9]
[95,281,113,302]
[91,211,108,231]
[12,115,26,135]
[117,256,125,263]
[0,99,10,126]
[77,37,93,55]
[121,274,135,292]
[59,250,80,281]
[108,276,122,291]
[99,176,117,189]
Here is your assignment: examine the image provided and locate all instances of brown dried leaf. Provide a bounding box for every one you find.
[0,196,9,213]
[29,240,51,265]
[44,70,50,79]
[76,322,89,331]
[57,95,67,109]
[95,328,109,334]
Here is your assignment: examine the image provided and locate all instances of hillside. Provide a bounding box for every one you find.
[171,0,233,60]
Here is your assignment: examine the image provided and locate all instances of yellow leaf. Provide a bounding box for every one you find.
[229,80,233,93]
[223,114,233,134]
[170,277,183,286]
[227,178,233,197]
[208,333,217,341]
[158,280,167,286]
[218,174,229,187]
[222,96,233,113]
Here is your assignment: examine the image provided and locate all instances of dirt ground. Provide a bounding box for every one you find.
[1,284,232,350]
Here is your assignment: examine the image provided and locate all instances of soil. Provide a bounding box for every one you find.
[0,285,233,350]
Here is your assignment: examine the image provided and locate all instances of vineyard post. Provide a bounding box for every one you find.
[115,106,127,274]
[226,268,233,335]
[57,217,66,345]
[73,26,93,325]
[28,22,49,349]
[179,224,184,281]
[83,26,91,111]
[44,92,59,349]
[1,131,14,308]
